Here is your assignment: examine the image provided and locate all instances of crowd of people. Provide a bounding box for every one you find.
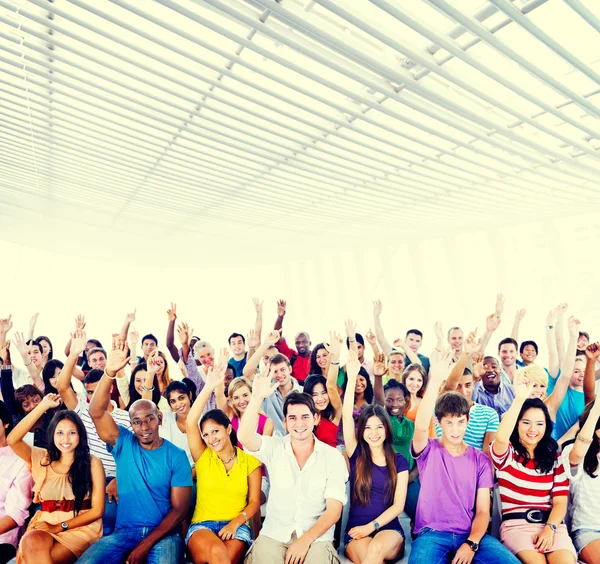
[0,296,599,564]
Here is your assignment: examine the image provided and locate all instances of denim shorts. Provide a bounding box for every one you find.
[344,523,404,547]
[186,520,253,546]
[572,528,600,553]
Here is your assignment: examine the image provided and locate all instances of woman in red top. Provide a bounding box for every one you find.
[303,332,343,448]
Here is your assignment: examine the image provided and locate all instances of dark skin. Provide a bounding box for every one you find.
[273,299,311,357]
[90,339,191,564]
[481,358,501,394]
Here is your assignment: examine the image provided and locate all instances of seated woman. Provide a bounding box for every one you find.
[117,359,168,412]
[402,364,436,438]
[342,350,408,564]
[8,394,105,564]
[309,343,329,378]
[0,400,33,564]
[490,379,576,563]
[186,355,261,564]
[562,395,600,564]
[303,331,343,448]
[160,380,195,467]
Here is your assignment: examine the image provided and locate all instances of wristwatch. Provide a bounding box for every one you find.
[545,523,557,532]
[373,521,380,531]
[465,540,479,552]
[61,521,69,531]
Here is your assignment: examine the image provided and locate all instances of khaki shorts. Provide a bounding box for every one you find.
[244,533,340,564]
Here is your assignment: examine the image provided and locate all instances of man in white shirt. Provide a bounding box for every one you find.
[239,372,348,564]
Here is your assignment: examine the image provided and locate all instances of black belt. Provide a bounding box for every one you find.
[502,509,550,524]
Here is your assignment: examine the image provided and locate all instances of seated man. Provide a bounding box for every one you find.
[472,356,515,418]
[408,350,519,564]
[78,337,192,564]
[239,373,348,564]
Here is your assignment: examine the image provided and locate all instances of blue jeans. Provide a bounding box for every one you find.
[77,527,183,564]
[409,529,520,564]
[103,478,118,536]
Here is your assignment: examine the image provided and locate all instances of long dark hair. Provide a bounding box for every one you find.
[42,360,65,395]
[353,405,397,506]
[309,344,328,376]
[342,367,374,404]
[303,374,335,423]
[127,363,161,409]
[200,409,238,448]
[43,411,92,515]
[577,403,600,478]
[509,398,557,474]
[402,364,428,399]
[37,336,54,360]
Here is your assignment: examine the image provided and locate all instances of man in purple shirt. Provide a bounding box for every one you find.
[408,350,519,564]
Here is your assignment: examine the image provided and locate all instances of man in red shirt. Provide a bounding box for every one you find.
[273,300,311,385]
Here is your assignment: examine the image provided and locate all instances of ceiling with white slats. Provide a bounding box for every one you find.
[1,0,599,266]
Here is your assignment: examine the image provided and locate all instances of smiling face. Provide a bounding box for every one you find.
[571,358,585,388]
[168,390,191,416]
[439,413,468,445]
[54,418,80,453]
[499,343,517,368]
[295,333,311,356]
[354,374,367,396]
[229,336,245,356]
[130,403,162,447]
[39,339,51,360]
[529,381,547,400]
[271,361,291,389]
[448,329,463,352]
[201,419,231,453]
[315,348,329,370]
[384,388,406,418]
[362,415,386,448]
[518,407,546,450]
[230,384,252,414]
[520,344,537,364]
[389,353,405,376]
[29,345,42,368]
[309,382,330,412]
[482,358,501,392]
[133,370,146,395]
[578,333,590,351]
[197,347,214,368]
[404,371,423,396]
[456,373,474,404]
[284,403,317,442]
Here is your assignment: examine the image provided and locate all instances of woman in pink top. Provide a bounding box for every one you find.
[0,401,33,564]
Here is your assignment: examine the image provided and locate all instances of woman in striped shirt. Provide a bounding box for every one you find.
[490,378,576,563]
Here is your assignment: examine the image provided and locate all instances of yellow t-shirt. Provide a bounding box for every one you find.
[192,446,261,524]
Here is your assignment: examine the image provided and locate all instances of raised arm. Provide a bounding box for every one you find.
[342,349,360,457]
[273,299,286,344]
[64,314,87,358]
[511,308,526,342]
[323,331,343,420]
[242,329,280,380]
[569,394,600,467]
[13,332,43,392]
[413,349,453,456]
[119,309,136,341]
[128,328,139,366]
[253,297,263,336]
[433,321,444,352]
[177,322,192,364]
[247,329,260,363]
[8,393,61,462]
[89,337,130,447]
[556,303,568,364]
[545,307,560,378]
[493,378,532,457]
[166,302,179,362]
[372,300,393,357]
[545,316,579,418]
[27,313,39,342]
[238,369,278,453]
[373,352,387,406]
[186,355,227,463]
[393,337,421,367]
[444,329,479,392]
[141,350,160,402]
[0,314,12,349]
[584,343,600,404]
[57,330,87,410]
[365,329,380,358]
[345,319,359,358]
[478,293,504,354]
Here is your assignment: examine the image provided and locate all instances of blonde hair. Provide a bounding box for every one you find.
[227,377,253,418]
[514,364,548,388]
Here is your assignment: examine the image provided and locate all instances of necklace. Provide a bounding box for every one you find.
[220,450,236,466]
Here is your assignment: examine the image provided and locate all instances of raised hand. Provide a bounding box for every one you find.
[486,313,501,332]
[373,352,387,377]
[251,369,278,399]
[129,328,139,346]
[125,309,136,324]
[205,363,227,390]
[74,314,86,331]
[365,329,377,347]
[434,320,443,341]
[70,329,87,357]
[0,314,13,334]
[40,393,62,411]
[0,340,10,363]
[373,299,383,318]
[568,316,581,337]
[346,349,361,381]
[177,323,191,346]
[276,299,286,317]
[495,293,505,317]
[514,377,533,402]
[29,312,39,331]
[393,337,406,350]
[12,332,28,357]
[586,343,600,361]
[515,308,526,321]
[252,297,263,313]
[324,330,343,357]
[557,303,568,315]
[146,350,161,376]
[167,302,177,322]
[345,319,357,340]
[429,348,454,382]
[472,353,485,382]
[546,306,559,327]
[264,329,281,347]
[247,328,260,350]
[105,337,130,376]
[463,329,481,356]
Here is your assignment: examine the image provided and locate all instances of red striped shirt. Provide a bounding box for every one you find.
[490,442,569,516]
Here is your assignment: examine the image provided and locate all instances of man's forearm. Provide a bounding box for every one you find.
[298,504,341,545]
[166,321,179,362]
[135,506,188,552]
[584,357,596,404]
[467,509,489,543]
[89,373,113,419]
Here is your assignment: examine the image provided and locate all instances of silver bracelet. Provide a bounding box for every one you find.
[141,385,155,392]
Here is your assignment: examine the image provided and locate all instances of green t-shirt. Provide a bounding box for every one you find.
[389,415,415,470]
